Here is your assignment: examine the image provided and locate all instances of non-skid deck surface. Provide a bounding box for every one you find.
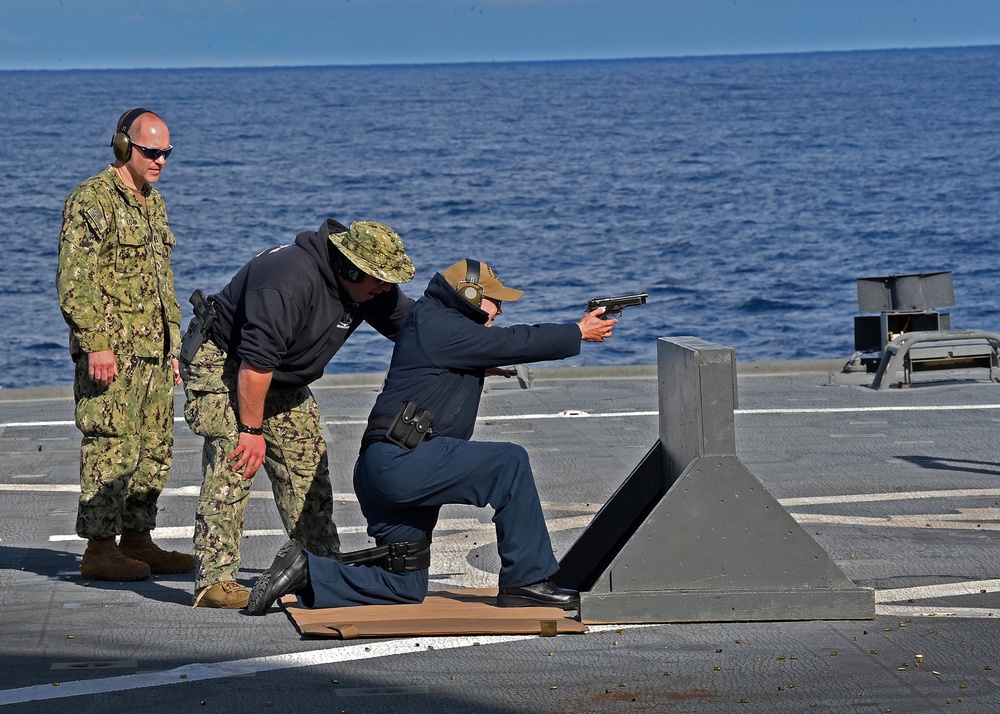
[280,588,588,638]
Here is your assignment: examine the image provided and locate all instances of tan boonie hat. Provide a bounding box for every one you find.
[329,221,415,284]
[442,259,524,304]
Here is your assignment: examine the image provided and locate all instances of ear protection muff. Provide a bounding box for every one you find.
[456,258,484,307]
[336,257,364,283]
[110,107,149,162]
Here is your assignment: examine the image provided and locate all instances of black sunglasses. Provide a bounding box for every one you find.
[132,143,173,161]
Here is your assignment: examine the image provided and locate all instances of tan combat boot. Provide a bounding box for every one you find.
[81,537,151,582]
[193,581,251,609]
[119,529,195,574]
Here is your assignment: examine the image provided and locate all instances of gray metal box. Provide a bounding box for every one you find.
[857,271,954,312]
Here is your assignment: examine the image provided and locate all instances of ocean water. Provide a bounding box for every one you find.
[2,47,1000,389]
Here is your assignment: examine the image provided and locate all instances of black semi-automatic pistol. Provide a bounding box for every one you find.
[587,292,648,320]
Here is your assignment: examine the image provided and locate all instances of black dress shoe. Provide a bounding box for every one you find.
[497,579,580,609]
[246,540,310,616]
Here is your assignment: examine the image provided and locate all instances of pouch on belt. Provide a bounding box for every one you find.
[385,401,434,450]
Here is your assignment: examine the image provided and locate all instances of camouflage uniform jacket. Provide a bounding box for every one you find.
[56,167,181,361]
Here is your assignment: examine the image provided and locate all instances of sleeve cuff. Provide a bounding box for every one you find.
[77,331,111,354]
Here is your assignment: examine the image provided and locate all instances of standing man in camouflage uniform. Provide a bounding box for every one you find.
[56,108,195,582]
[181,219,415,608]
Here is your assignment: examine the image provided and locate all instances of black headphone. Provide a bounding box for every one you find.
[456,259,484,307]
[110,108,150,162]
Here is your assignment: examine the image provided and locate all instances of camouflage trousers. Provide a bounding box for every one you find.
[74,354,175,539]
[181,334,340,590]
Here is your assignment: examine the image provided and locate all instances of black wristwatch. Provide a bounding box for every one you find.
[237,422,264,436]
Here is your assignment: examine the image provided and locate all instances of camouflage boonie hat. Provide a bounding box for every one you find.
[329,221,415,284]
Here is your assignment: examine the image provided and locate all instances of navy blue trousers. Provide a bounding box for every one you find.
[305,436,557,609]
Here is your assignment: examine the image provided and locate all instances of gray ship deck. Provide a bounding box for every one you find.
[3,358,1000,712]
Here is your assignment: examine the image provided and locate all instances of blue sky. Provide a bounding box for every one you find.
[2,0,999,70]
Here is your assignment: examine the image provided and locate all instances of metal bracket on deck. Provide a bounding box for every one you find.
[870,329,1000,391]
[554,336,874,624]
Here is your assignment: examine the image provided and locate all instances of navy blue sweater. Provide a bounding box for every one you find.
[364,272,581,440]
[210,219,414,389]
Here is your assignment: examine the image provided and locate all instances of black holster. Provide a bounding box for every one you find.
[179,290,219,376]
[340,537,430,573]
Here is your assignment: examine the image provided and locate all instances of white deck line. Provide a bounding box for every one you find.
[0,624,643,707]
[6,402,1000,430]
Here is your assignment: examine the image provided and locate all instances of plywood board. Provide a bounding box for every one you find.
[280,588,588,638]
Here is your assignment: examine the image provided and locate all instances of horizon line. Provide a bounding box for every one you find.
[2,42,997,73]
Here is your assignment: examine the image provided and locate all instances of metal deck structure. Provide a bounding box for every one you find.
[4,356,1000,712]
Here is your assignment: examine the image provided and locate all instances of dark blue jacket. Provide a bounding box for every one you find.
[364,272,581,440]
[210,218,414,389]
